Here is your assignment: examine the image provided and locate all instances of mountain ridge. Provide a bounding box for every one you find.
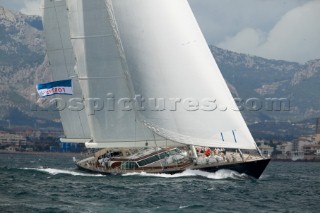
[0,7,319,130]
[0,7,55,128]
[210,45,320,122]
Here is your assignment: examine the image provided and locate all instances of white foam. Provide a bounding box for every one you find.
[22,167,248,179]
[122,169,248,180]
[22,167,103,177]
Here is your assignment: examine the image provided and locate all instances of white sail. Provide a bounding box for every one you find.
[111,0,257,150]
[41,0,91,141]
[65,0,180,148]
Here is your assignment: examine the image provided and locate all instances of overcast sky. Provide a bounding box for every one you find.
[0,0,319,64]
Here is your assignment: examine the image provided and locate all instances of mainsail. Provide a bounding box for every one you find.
[65,0,179,148]
[42,0,258,150]
[41,0,90,142]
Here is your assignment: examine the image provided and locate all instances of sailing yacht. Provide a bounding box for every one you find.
[40,0,270,179]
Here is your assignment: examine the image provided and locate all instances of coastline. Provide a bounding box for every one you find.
[271,158,320,162]
[0,150,81,157]
[1,151,319,162]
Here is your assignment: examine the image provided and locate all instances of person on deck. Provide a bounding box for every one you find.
[205,148,211,157]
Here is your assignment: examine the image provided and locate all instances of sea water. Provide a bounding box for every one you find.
[0,153,319,213]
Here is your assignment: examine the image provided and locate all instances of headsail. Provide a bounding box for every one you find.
[41,0,91,141]
[45,0,258,150]
[112,0,257,150]
[65,0,180,148]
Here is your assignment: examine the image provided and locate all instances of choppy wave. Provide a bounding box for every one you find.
[20,167,247,179]
[122,169,248,180]
[22,167,103,177]
[1,153,319,213]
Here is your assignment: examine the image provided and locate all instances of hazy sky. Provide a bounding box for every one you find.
[0,0,319,64]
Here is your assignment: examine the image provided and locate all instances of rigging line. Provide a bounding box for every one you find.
[238,149,244,162]
[104,0,136,99]
[151,131,164,170]
[134,113,137,149]
[104,0,156,145]
[72,79,86,137]
[77,102,87,138]
[255,143,264,158]
[140,118,149,147]
[152,132,158,148]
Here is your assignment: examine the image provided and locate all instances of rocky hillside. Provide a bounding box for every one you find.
[210,46,320,123]
[0,7,56,128]
[0,7,319,131]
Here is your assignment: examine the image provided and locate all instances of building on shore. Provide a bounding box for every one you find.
[257,140,274,157]
[273,118,320,161]
[0,132,27,146]
[274,138,320,161]
[303,144,320,160]
[314,118,320,142]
